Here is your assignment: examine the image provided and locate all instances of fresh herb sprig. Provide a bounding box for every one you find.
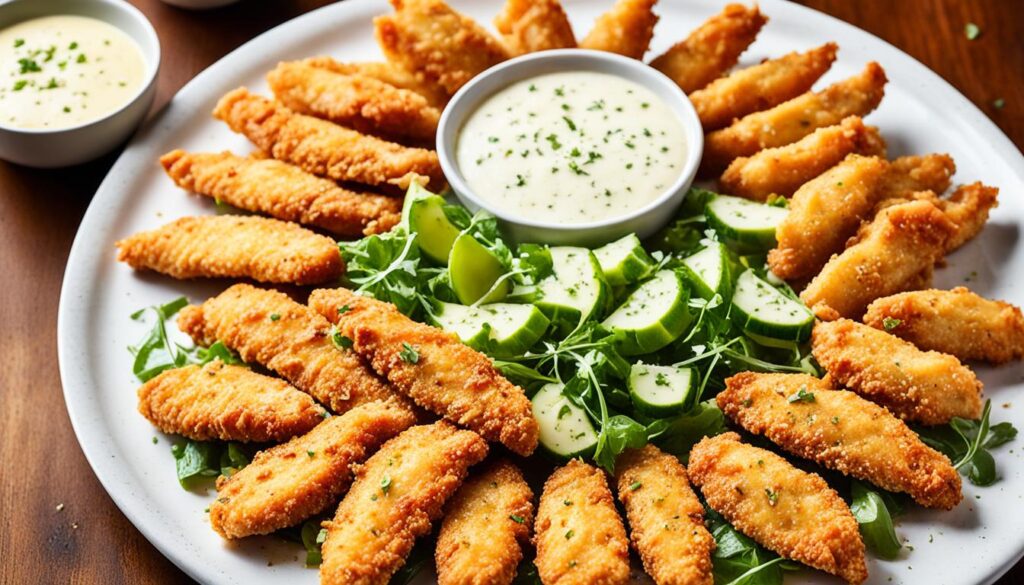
[916,400,1017,486]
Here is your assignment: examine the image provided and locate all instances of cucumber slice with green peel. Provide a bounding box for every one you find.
[400,183,461,264]
[602,269,692,356]
[705,195,788,251]
[681,242,731,301]
[731,270,815,342]
[449,233,511,305]
[535,247,608,330]
[593,234,655,286]
[532,382,598,460]
[628,363,696,417]
[429,301,550,357]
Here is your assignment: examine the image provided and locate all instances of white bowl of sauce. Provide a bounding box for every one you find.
[0,0,159,167]
[438,49,703,246]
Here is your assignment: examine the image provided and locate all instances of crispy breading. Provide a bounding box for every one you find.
[691,43,836,131]
[937,182,999,252]
[649,3,767,93]
[535,459,630,585]
[688,432,867,584]
[178,284,407,414]
[800,200,956,320]
[719,372,962,509]
[721,117,885,201]
[494,0,576,55]
[267,61,440,144]
[320,422,489,585]
[209,400,415,539]
[374,0,509,98]
[865,287,1024,364]
[812,319,983,425]
[877,153,956,200]
[615,445,715,585]
[137,360,326,442]
[115,215,343,285]
[702,62,887,174]
[213,88,443,191]
[302,57,449,108]
[436,460,534,585]
[579,0,659,59]
[159,150,401,237]
[308,288,539,456]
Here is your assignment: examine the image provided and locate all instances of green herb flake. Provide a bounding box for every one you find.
[629,481,642,491]
[565,529,574,539]
[77,53,87,64]
[765,488,779,506]
[269,313,281,321]
[306,450,315,458]
[380,475,392,494]
[14,39,24,48]
[18,58,41,74]
[13,80,27,91]
[882,317,902,331]
[399,342,420,364]
[965,23,981,40]
[787,387,815,403]
[993,98,1005,110]
[509,514,525,524]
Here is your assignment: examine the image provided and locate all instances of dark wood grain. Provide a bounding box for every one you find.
[0,1,1020,583]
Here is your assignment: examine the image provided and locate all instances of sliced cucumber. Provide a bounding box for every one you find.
[705,195,788,251]
[535,247,608,330]
[593,234,655,286]
[532,382,598,460]
[731,270,814,342]
[602,269,692,356]
[628,363,696,417]
[401,183,461,264]
[449,233,511,305]
[681,242,731,301]
[430,301,550,358]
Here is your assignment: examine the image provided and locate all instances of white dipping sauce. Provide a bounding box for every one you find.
[0,15,147,129]
[456,71,687,225]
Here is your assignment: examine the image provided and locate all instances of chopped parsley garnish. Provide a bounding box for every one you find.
[787,387,815,403]
[399,342,420,364]
[14,39,24,48]
[330,328,353,350]
[528,84,537,92]
[487,136,499,143]
[509,514,525,524]
[269,313,281,321]
[562,116,577,131]
[567,161,589,176]
[337,304,351,315]
[69,41,79,50]
[882,317,902,331]
[629,481,642,491]
[380,475,392,494]
[76,53,87,64]
[306,450,315,458]
[565,529,574,539]
[545,133,562,150]
[18,58,41,74]
[965,22,981,40]
[655,372,670,386]
[765,488,779,505]
[515,174,527,187]
[993,98,1005,109]
[554,86,564,97]
[13,80,27,91]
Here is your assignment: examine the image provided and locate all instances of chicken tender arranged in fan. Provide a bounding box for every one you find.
[302,56,449,108]
[579,0,659,60]
[688,432,868,585]
[494,0,576,55]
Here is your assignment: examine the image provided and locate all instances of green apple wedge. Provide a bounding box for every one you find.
[448,232,511,305]
[400,182,461,265]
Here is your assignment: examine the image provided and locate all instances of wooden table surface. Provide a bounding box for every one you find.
[1,0,1021,582]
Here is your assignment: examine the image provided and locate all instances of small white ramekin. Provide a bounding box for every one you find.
[0,0,160,168]
[437,49,704,247]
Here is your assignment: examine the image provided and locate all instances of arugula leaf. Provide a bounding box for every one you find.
[706,508,797,585]
[592,414,649,472]
[300,519,325,567]
[339,230,424,318]
[390,536,434,584]
[170,441,221,490]
[849,481,902,559]
[129,298,244,382]
[652,401,726,463]
[915,400,1017,486]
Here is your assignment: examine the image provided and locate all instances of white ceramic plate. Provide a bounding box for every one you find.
[57,1,1024,584]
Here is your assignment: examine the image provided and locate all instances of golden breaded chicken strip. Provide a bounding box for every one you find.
[374,0,509,98]
[937,182,999,252]
[160,150,401,237]
[308,288,539,456]
[616,445,715,585]
[691,43,837,131]
[721,117,885,201]
[267,61,440,144]
[115,215,343,285]
[812,319,983,425]
[178,284,406,414]
[688,433,867,584]
[702,62,887,174]
[579,0,659,59]
[436,460,534,585]
[800,200,957,320]
[650,3,767,93]
[719,372,962,509]
[535,459,630,585]
[320,422,489,585]
[877,153,956,201]
[865,287,1024,364]
[494,0,576,55]
[302,57,449,108]
[213,88,442,191]
[137,360,326,442]
[210,400,415,539]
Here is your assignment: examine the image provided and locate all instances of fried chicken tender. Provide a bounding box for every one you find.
[210,400,415,539]
[137,360,326,442]
[812,319,983,425]
[688,432,867,584]
[535,459,630,585]
[702,62,887,174]
[579,0,659,59]
[876,153,956,201]
[178,284,406,414]
[800,200,957,320]
[302,57,449,108]
[374,0,509,98]
[936,182,1000,252]
[213,88,442,191]
[721,117,885,201]
[115,215,343,285]
[865,287,1024,364]
[691,43,837,131]
[494,0,576,55]
[719,372,962,509]
[320,422,489,585]
[435,460,535,585]
[615,445,715,585]
[308,287,539,456]
[649,3,767,93]
[160,150,401,237]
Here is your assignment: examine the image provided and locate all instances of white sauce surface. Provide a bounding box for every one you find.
[456,71,687,225]
[0,15,147,129]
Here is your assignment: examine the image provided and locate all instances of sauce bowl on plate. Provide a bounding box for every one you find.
[437,49,703,247]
